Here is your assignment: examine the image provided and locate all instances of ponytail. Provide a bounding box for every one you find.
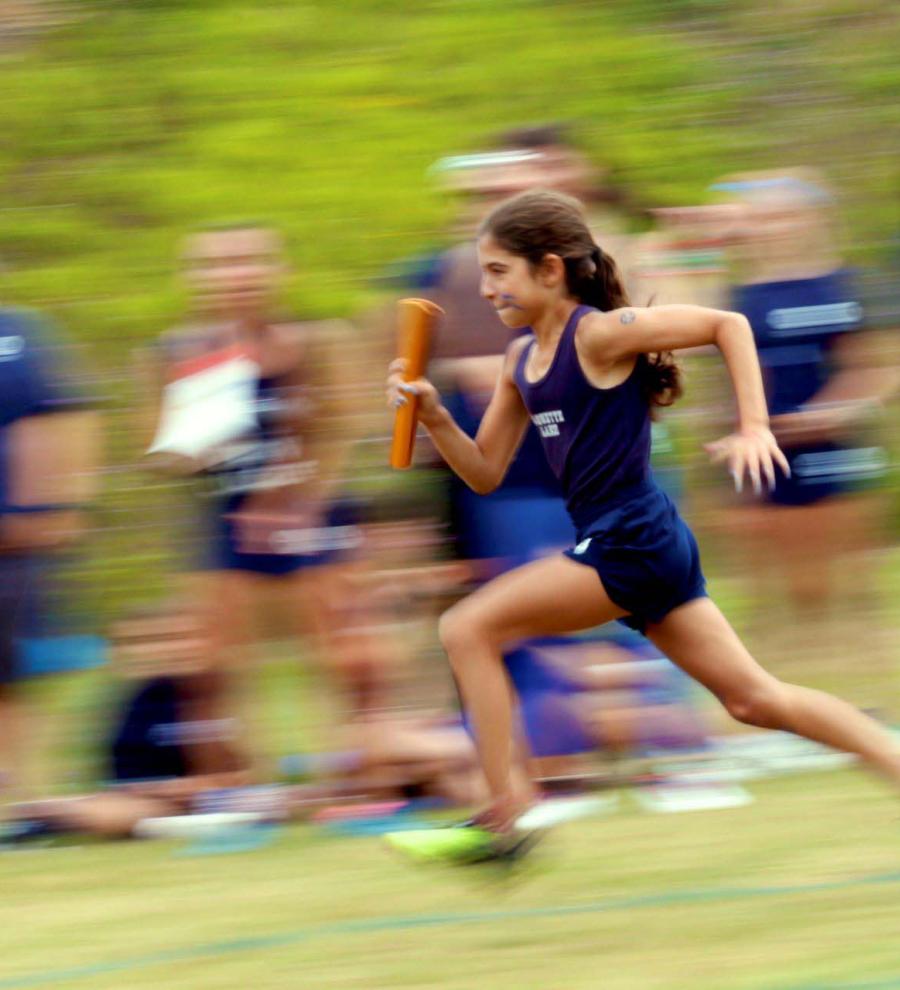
[638,350,682,410]
[567,244,682,411]
[590,245,629,311]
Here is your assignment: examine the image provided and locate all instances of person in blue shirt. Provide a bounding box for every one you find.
[0,307,99,798]
[710,170,897,617]
[384,189,900,863]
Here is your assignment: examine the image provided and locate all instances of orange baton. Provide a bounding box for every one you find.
[390,298,443,470]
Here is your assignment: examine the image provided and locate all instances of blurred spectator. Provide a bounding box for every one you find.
[510,630,754,813]
[7,605,253,839]
[0,306,100,802]
[338,709,484,808]
[419,123,636,366]
[630,203,736,310]
[139,224,394,772]
[8,605,477,841]
[712,171,898,617]
[7,607,725,840]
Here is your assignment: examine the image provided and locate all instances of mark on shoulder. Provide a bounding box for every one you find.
[574,310,637,388]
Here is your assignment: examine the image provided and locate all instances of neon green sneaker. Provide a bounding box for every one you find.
[384,821,542,866]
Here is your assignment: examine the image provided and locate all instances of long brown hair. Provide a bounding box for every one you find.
[480,189,681,409]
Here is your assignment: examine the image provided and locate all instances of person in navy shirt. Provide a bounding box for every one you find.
[0,307,98,797]
[712,170,897,620]
[384,189,900,864]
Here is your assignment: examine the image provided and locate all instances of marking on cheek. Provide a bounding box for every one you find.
[500,294,525,310]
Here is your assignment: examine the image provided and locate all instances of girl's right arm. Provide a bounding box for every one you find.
[386,338,531,495]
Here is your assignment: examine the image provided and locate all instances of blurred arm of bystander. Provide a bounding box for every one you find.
[0,309,101,554]
[770,331,900,446]
[1,411,101,552]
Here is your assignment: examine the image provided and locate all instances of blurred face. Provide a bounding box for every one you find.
[452,161,546,233]
[725,197,832,277]
[533,145,594,199]
[743,201,814,246]
[477,235,552,329]
[651,204,747,246]
[182,227,283,317]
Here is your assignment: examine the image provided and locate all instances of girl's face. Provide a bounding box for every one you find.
[477,235,558,329]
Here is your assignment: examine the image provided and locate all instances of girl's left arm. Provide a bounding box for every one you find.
[582,305,790,493]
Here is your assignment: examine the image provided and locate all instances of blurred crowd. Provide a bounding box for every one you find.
[2,123,898,843]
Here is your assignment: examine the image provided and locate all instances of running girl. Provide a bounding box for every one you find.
[385,189,900,863]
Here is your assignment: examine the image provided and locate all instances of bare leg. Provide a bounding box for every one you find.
[647,598,900,787]
[297,562,393,717]
[184,569,267,776]
[0,687,30,804]
[21,793,175,839]
[438,555,627,819]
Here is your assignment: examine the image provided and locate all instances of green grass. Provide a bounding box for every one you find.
[2,770,899,989]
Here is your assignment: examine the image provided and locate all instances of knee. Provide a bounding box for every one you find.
[438,605,473,656]
[437,604,495,667]
[722,678,788,730]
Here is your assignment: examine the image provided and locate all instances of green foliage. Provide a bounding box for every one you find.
[2,0,894,360]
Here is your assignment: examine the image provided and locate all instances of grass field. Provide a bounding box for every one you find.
[3,770,899,989]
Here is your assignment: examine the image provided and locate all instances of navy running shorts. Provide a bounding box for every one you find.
[564,484,707,632]
[201,499,364,576]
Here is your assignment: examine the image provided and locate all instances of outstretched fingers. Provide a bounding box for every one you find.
[729,446,746,494]
[771,440,791,479]
[705,428,791,494]
[759,444,776,492]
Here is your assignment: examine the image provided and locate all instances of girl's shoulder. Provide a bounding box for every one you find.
[573,306,619,350]
[573,308,641,384]
[506,332,533,358]
[503,332,533,369]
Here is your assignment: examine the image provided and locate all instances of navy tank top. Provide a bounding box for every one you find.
[513,304,652,531]
[208,370,317,517]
